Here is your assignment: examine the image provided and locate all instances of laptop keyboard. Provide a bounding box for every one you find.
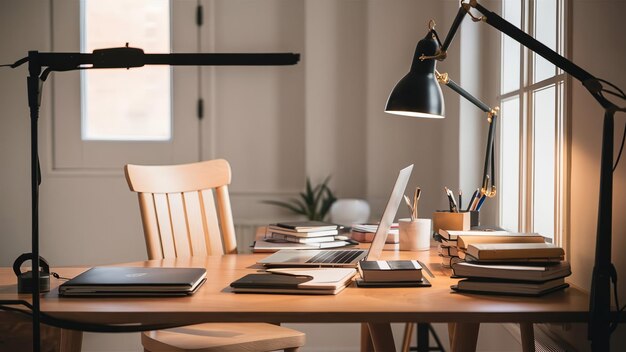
[305,250,364,264]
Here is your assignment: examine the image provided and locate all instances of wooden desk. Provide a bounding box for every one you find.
[0,250,589,351]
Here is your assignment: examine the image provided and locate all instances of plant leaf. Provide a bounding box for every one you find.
[260,200,307,216]
[319,187,337,221]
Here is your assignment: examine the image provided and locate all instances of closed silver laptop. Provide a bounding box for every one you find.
[59,267,206,296]
[258,164,413,267]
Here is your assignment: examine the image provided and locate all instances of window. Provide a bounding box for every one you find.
[498,0,567,243]
[81,0,171,141]
[51,1,200,170]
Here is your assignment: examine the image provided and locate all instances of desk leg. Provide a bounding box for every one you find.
[60,329,83,352]
[366,323,396,352]
[447,323,455,347]
[449,322,479,352]
[401,323,415,352]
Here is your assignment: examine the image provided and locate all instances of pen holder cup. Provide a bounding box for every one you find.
[432,211,471,234]
[399,218,431,251]
[462,210,480,227]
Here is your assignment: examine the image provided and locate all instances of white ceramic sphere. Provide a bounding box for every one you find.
[329,198,370,226]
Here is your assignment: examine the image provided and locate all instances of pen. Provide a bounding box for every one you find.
[476,193,487,211]
[458,190,462,211]
[466,188,478,211]
[414,187,421,219]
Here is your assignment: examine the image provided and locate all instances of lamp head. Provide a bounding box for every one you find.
[385,29,445,118]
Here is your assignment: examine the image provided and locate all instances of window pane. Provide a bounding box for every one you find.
[501,0,521,94]
[499,97,520,231]
[533,0,557,83]
[81,0,171,141]
[533,85,556,239]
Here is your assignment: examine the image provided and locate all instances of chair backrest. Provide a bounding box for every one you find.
[124,159,238,260]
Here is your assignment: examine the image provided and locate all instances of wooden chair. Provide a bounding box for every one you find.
[124,159,305,352]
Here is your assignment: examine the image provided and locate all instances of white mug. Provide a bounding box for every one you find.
[398,218,431,251]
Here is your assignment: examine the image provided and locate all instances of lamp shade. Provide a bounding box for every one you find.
[385,30,445,118]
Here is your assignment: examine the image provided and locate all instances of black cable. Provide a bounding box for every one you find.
[0,301,190,333]
[613,119,626,172]
[51,272,71,281]
[603,89,626,100]
[598,78,626,99]
[610,279,621,333]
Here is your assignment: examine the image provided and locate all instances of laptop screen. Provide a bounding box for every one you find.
[366,164,413,260]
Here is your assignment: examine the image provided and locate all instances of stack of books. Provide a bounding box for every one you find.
[451,241,570,296]
[434,229,544,268]
[356,260,431,287]
[254,221,352,252]
[350,223,400,250]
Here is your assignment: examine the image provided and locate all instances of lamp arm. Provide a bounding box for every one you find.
[468,0,615,110]
[438,71,493,113]
[437,71,498,197]
[439,5,470,58]
[11,48,300,73]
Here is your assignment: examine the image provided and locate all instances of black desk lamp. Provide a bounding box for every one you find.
[384,1,625,350]
[386,19,498,199]
[3,46,299,352]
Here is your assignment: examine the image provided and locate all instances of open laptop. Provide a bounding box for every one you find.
[258,164,413,267]
[59,267,206,296]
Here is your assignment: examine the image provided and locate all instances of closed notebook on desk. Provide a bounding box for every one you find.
[230,268,357,295]
[59,267,206,297]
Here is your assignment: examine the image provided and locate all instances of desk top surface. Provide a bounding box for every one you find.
[0,249,590,325]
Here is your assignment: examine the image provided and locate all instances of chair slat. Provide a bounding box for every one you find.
[183,191,208,257]
[216,185,237,254]
[125,159,231,193]
[137,193,163,260]
[168,193,192,258]
[154,193,176,259]
[200,189,224,255]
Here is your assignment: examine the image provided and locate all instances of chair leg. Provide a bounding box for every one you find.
[361,323,374,352]
[367,323,396,352]
[401,323,415,352]
[520,323,535,352]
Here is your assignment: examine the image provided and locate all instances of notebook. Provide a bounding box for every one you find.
[230,268,357,295]
[58,267,207,297]
[258,164,413,267]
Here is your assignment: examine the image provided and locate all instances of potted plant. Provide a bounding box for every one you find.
[263,177,336,221]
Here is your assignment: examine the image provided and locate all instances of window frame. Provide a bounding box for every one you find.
[497,0,569,246]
